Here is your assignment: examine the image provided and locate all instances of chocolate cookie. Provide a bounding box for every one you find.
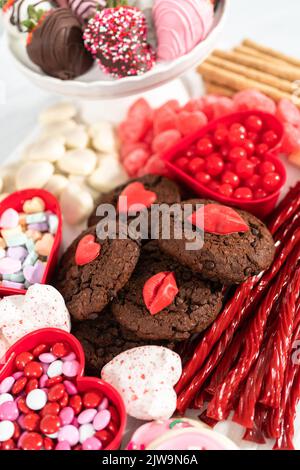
[112,242,224,342]
[158,199,275,284]
[87,175,181,233]
[72,307,174,375]
[55,225,140,321]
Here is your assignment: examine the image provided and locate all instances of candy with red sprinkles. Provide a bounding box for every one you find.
[83,4,156,78]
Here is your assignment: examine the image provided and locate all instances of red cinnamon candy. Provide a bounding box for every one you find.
[143,272,179,315]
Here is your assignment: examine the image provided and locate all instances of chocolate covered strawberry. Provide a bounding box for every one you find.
[83,0,155,78]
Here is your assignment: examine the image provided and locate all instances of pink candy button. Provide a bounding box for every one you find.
[63,380,77,395]
[55,441,71,451]
[39,353,56,364]
[62,360,79,378]
[78,409,97,425]
[0,401,19,421]
[93,410,111,431]
[58,425,79,447]
[82,437,102,451]
[98,397,109,411]
[0,376,15,394]
[59,407,75,426]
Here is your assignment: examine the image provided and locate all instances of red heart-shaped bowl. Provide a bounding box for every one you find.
[163,110,286,219]
[0,189,62,297]
[0,328,126,450]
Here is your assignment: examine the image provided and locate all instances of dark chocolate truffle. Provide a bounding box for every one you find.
[27,8,94,80]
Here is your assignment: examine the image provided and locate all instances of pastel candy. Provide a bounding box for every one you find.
[0,258,22,275]
[23,260,45,284]
[25,212,47,224]
[1,281,24,290]
[0,209,19,229]
[3,271,25,283]
[28,222,49,232]
[48,214,59,235]
[57,149,97,176]
[23,251,38,267]
[102,346,182,420]
[23,197,46,214]
[6,234,27,247]
[1,226,23,244]
[35,233,54,257]
[0,249,6,260]
[25,238,35,252]
[7,247,28,262]
[26,230,42,242]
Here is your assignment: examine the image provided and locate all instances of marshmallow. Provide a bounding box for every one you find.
[57,149,97,176]
[0,284,71,350]
[102,346,182,420]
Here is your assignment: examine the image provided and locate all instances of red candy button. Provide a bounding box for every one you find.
[143,271,179,316]
[45,376,63,388]
[51,342,70,358]
[188,203,249,235]
[25,378,39,394]
[83,391,102,409]
[24,361,43,379]
[117,182,157,215]
[75,234,101,267]
[95,429,113,447]
[15,352,33,370]
[32,344,47,357]
[17,397,31,415]
[20,432,43,451]
[40,415,61,435]
[43,437,54,450]
[23,413,40,432]
[48,384,65,402]
[12,377,27,395]
[197,137,213,156]
[40,402,60,417]
[1,439,15,450]
[59,392,69,408]
[69,395,82,415]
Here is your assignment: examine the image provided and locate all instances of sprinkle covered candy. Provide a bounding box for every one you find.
[83,4,155,78]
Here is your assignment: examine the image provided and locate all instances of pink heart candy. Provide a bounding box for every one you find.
[0,209,19,229]
[23,260,45,284]
[0,257,21,275]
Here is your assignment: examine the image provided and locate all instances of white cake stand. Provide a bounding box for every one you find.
[5,0,228,99]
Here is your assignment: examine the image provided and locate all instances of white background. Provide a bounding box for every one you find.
[1,0,300,161]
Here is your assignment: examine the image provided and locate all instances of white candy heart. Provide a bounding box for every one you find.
[24,136,65,162]
[89,122,117,153]
[101,346,182,421]
[60,183,94,225]
[44,174,69,197]
[39,102,77,125]
[0,284,71,352]
[58,149,97,176]
[16,162,54,190]
[88,157,127,192]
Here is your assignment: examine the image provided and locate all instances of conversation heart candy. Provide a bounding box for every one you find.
[35,234,54,257]
[0,209,19,229]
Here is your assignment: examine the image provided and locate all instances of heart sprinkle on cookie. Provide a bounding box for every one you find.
[118,182,157,215]
[188,203,249,235]
[75,234,101,266]
[143,271,179,315]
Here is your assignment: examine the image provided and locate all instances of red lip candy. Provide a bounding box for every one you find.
[143,271,179,315]
[188,204,250,235]
[75,235,101,266]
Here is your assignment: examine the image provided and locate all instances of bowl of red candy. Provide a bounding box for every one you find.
[163,111,286,218]
[0,328,126,450]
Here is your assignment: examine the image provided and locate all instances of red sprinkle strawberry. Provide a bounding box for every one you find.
[83,0,155,78]
[143,272,179,315]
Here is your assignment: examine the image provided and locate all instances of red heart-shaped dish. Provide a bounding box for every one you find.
[163,110,286,219]
[0,189,62,297]
[0,328,126,450]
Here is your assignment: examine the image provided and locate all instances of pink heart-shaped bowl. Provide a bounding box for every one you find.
[0,189,62,296]
[163,110,286,219]
[0,328,126,450]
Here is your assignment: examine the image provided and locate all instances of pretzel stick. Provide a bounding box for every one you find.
[233,45,289,66]
[203,81,235,97]
[206,55,294,93]
[212,50,300,82]
[198,62,300,106]
[243,39,300,68]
